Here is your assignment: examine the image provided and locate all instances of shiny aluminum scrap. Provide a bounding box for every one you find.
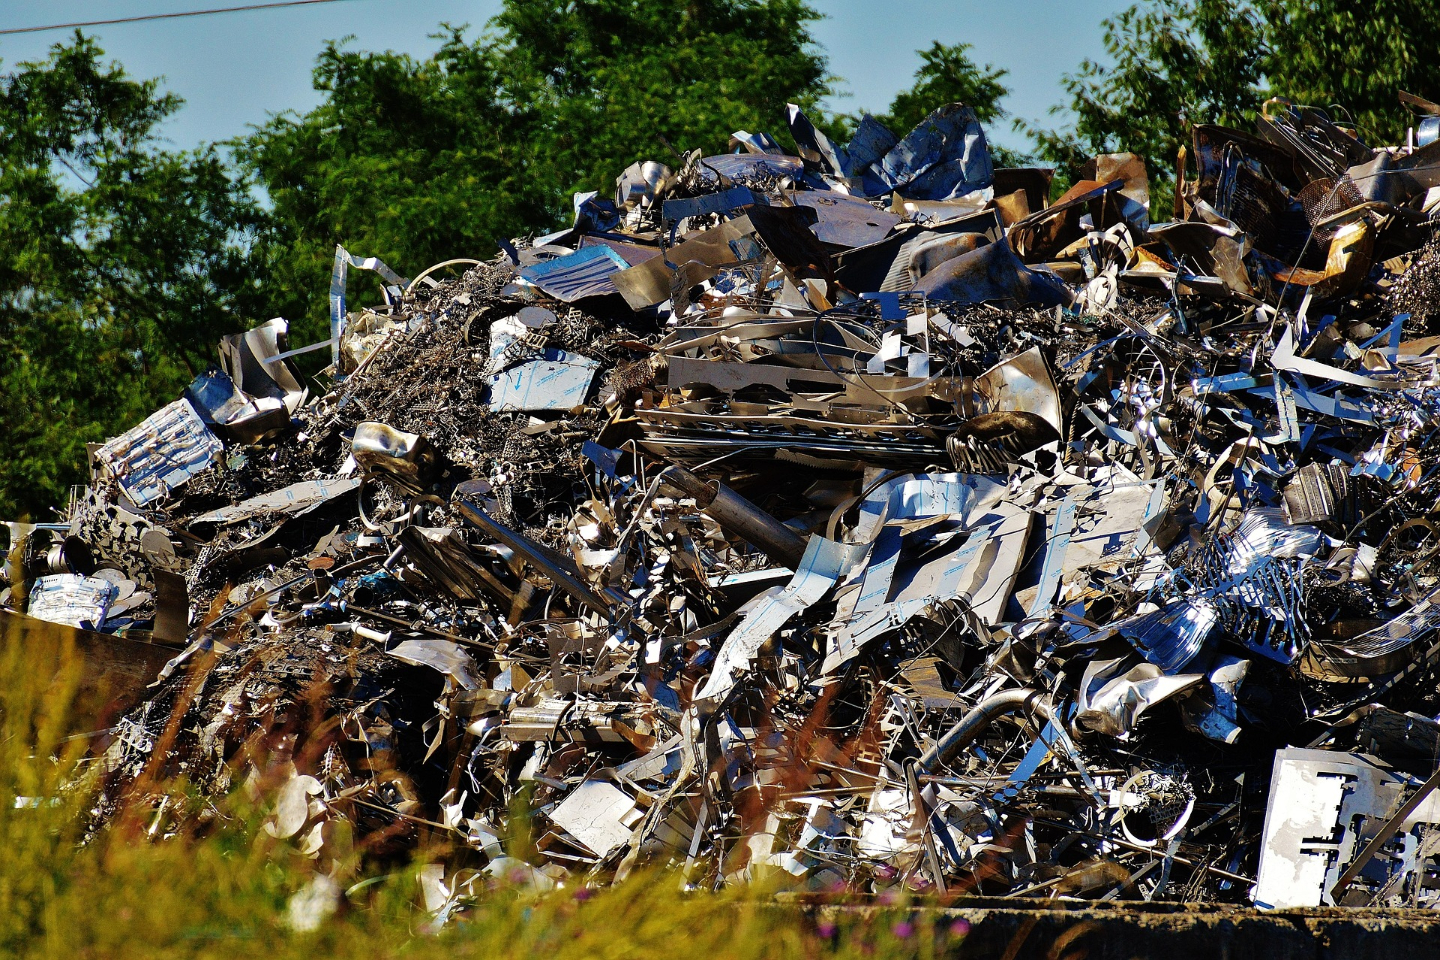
[15,91,1440,913]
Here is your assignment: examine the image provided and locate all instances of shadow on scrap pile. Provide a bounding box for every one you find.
[9,94,1440,914]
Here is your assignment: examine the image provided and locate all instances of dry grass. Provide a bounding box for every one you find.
[0,621,973,959]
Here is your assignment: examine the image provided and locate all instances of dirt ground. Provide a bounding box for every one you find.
[796,897,1440,959]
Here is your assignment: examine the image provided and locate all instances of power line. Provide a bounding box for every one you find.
[0,0,360,37]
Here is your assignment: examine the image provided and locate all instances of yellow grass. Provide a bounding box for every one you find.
[0,620,972,959]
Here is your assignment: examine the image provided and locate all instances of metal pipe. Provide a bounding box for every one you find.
[659,465,808,569]
[918,688,1054,773]
[457,501,626,618]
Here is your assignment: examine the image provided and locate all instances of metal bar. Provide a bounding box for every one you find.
[457,500,625,617]
[1030,817,1253,885]
[1330,762,1440,899]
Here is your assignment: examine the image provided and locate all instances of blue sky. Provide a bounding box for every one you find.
[0,0,1121,154]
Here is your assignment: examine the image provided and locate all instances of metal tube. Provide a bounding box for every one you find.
[457,501,625,617]
[659,466,808,569]
[918,688,1054,773]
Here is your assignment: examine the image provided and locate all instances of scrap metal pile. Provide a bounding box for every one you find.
[13,97,1440,910]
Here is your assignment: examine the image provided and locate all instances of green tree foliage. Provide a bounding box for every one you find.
[1266,0,1440,146]
[832,42,1016,162]
[0,35,261,520]
[237,27,549,346]
[1028,0,1440,205]
[241,0,833,345]
[1023,0,1268,191]
[873,41,1009,133]
[488,0,832,193]
[0,6,1025,520]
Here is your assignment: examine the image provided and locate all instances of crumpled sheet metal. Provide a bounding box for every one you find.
[93,399,223,507]
[26,574,117,630]
[20,90,1440,913]
[1255,749,1440,909]
[911,236,1072,307]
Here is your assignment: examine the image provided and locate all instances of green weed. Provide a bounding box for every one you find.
[0,620,972,959]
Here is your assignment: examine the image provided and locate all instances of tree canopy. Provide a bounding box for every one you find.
[0,35,261,520]
[1028,0,1440,206]
[1267,0,1440,146]
[5,0,1440,518]
[1024,0,1267,185]
[838,40,1010,135]
[242,0,834,347]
